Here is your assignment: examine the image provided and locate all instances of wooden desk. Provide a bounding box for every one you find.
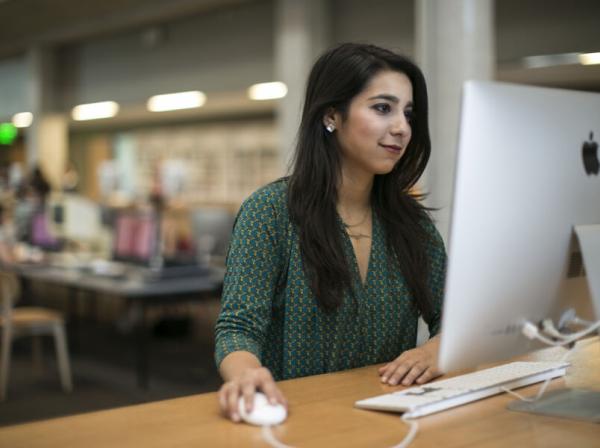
[0,338,598,447]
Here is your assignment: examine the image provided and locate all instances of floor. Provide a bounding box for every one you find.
[0,320,222,427]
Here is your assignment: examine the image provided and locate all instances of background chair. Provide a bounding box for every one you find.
[0,271,72,400]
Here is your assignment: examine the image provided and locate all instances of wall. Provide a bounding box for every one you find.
[70,118,279,205]
[2,0,600,204]
[3,0,600,120]
[59,0,275,107]
[496,0,600,61]
[0,56,27,118]
[332,0,414,55]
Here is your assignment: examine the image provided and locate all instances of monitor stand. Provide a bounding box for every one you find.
[507,388,600,422]
[508,225,600,422]
[575,224,600,318]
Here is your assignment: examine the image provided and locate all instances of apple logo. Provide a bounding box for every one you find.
[582,131,599,175]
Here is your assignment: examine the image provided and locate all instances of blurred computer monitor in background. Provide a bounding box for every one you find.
[47,194,106,255]
[62,195,103,244]
[112,211,158,265]
[190,208,234,264]
[439,81,600,373]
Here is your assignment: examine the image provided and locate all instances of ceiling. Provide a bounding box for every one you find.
[0,0,254,58]
[0,0,597,126]
[497,63,600,93]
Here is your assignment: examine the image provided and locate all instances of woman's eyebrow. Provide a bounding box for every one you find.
[367,94,413,108]
[367,94,399,102]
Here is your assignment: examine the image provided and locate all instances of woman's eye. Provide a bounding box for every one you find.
[404,109,414,123]
[373,103,392,114]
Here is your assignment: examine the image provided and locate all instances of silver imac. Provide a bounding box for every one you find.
[438,81,600,373]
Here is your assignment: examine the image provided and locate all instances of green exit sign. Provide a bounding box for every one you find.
[0,122,17,145]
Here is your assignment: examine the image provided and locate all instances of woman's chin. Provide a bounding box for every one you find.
[371,162,398,175]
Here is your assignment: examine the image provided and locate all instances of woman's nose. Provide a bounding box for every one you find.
[390,113,410,136]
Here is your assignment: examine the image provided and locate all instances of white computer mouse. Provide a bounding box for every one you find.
[238,392,287,426]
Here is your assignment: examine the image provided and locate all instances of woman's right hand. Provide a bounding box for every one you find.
[218,366,287,422]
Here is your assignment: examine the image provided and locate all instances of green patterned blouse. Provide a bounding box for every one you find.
[215,179,446,381]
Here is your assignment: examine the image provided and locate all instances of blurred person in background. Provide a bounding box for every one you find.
[62,162,80,193]
[13,165,57,250]
[0,204,16,264]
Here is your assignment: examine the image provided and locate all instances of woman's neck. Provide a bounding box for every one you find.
[337,166,373,216]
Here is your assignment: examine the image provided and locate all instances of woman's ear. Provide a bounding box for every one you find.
[322,107,338,133]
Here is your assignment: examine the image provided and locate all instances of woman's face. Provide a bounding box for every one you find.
[330,70,414,177]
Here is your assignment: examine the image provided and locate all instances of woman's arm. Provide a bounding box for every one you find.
[377,219,447,386]
[214,184,288,421]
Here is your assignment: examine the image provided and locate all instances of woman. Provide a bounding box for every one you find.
[215,43,446,421]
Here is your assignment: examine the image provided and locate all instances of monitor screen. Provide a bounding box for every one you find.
[113,211,158,264]
[62,194,103,242]
[438,81,600,372]
[191,207,234,261]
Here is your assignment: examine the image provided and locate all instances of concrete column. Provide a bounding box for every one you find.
[274,0,331,172]
[415,0,495,242]
[25,46,68,190]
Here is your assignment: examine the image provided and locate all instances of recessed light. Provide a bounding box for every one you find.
[72,101,119,121]
[147,91,206,112]
[12,112,33,128]
[248,82,288,100]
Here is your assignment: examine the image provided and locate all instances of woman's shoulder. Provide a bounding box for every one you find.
[238,178,289,221]
[421,215,446,268]
[418,214,446,257]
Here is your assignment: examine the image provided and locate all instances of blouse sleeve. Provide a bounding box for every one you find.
[214,187,285,369]
[423,220,447,337]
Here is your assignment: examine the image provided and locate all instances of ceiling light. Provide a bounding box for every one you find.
[12,112,33,128]
[147,91,206,112]
[248,82,287,100]
[579,52,600,66]
[72,101,119,121]
[521,53,579,69]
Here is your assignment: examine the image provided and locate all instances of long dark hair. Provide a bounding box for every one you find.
[288,42,435,318]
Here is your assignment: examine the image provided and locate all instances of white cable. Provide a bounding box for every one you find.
[260,411,418,448]
[523,319,600,347]
[503,318,600,404]
[571,316,594,327]
[261,425,295,448]
[541,319,570,340]
[500,385,536,402]
[388,414,419,448]
[561,319,600,340]
[500,345,574,402]
[541,318,600,340]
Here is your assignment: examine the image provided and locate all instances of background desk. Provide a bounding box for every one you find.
[15,264,224,388]
[0,338,597,447]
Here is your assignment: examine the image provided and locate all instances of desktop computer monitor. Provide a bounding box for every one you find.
[113,211,158,265]
[190,207,234,263]
[438,81,600,373]
[53,194,104,244]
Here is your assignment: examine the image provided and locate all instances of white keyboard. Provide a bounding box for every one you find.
[355,361,569,418]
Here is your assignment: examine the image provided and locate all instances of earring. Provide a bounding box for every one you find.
[325,123,335,133]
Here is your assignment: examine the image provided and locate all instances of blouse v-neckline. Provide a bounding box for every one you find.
[338,209,377,290]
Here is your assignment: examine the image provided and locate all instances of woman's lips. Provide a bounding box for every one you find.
[380,144,403,154]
